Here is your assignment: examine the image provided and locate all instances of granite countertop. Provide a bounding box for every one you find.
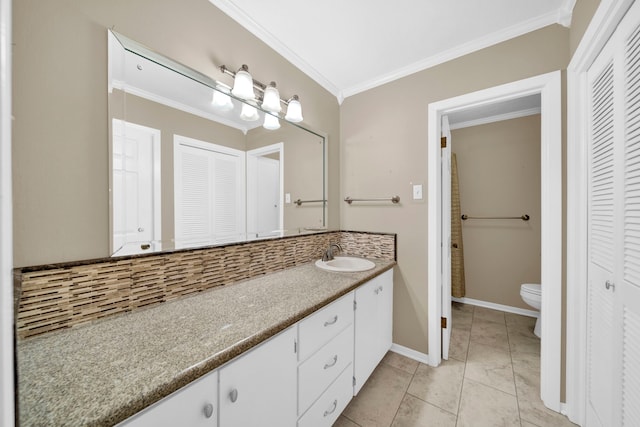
[17,258,395,427]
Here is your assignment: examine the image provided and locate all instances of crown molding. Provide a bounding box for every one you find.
[208,0,342,101]
[209,1,576,103]
[341,10,567,99]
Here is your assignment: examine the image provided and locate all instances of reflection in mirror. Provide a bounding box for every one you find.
[108,31,326,256]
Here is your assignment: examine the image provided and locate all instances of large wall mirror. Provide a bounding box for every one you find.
[108,31,326,256]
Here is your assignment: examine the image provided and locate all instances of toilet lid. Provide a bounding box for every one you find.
[521,283,541,295]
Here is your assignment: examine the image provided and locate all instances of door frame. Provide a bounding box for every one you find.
[427,71,562,411]
[246,142,284,238]
[566,0,635,424]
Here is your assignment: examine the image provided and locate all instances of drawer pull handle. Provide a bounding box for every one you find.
[229,388,238,403]
[324,355,338,369]
[324,315,338,326]
[375,286,383,295]
[323,399,338,417]
[203,403,214,418]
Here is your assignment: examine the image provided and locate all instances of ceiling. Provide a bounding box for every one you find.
[209,0,575,103]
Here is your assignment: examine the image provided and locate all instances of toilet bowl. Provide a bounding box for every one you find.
[520,283,541,338]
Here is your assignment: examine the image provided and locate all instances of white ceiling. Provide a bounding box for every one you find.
[209,0,575,103]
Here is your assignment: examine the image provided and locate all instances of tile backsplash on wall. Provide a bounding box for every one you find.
[15,231,396,340]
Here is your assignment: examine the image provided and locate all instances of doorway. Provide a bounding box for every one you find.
[246,142,284,238]
[427,71,562,411]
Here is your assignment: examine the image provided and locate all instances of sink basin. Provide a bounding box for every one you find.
[315,256,376,272]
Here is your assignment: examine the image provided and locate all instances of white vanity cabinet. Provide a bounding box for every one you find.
[218,326,297,427]
[118,369,218,427]
[297,292,355,426]
[353,269,393,394]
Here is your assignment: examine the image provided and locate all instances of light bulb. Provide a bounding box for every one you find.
[263,113,281,130]
[240,103,259,121]
[285,95,303,122]
[231,65,256,100]
[261,82,282,113]
[211,86,233,111]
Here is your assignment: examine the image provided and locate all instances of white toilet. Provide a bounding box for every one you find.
[520,283,541,338]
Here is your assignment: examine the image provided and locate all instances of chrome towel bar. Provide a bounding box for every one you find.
[294,199,326,206]
[344,196,400,204]
[461,214,530,221]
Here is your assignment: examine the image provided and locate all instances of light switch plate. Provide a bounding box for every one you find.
[413,184,423,200]
[285,193,291,204]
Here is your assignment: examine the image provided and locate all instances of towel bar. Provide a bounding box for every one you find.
[461,214,530,221]
[344,196,400,204]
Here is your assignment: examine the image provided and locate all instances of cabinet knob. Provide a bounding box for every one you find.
[324,355,338,369]
[324,315,338,326]
[229,388,238,403]
[203,403,214,418]
[375,286,383,294]
[323,399,338,417]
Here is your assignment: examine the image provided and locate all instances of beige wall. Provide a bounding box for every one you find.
[12,0,340,267]
[452,115,541,310]
[570,0,602,57]
[340,25,570,354]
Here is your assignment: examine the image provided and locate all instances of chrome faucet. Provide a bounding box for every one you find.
[322,243,343,262]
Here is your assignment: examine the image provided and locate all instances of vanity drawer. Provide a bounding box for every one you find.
[298,363,353,427]
[298,291,353,361]
[298,323,354,414]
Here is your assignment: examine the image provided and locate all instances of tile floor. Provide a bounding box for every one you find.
[334,303,577,427]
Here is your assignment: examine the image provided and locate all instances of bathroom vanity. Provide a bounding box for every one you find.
[16,258,394,426]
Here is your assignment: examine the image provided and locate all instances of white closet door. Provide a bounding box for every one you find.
[619,9,640,425]
[586,2,640,426]
[586,41,616,427]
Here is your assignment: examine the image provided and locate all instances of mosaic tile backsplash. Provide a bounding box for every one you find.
[15,231,396,339]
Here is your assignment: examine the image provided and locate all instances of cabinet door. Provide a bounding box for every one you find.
[119,370,218,427]
[219,326,297,427]
[353,269,394,395]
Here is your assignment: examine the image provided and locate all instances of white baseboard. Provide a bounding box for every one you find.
[451,297,539,318]
[390,343,430,364]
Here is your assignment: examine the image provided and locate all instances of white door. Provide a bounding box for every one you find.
[441,115,452,360]
[246,143,284,238]
[586,2,640,425]
[256,157,280,235]
[111,119,161,256]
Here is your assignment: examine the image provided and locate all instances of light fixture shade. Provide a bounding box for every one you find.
[285,95,303,122]
[231,65,256,100]
[240,103,259,121]
[261,82,282,113]
[263,113,281,130]
[211,86,234,111]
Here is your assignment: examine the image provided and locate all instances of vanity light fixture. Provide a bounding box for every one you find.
[211,84,234,111]
[219,63,304,126]
[230,64,256,100]
[240,102,260,121]
[261,82,282,113]
[284,95,303,123]
[263,113,281,130]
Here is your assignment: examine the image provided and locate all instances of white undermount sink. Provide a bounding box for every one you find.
[315,256,376,272]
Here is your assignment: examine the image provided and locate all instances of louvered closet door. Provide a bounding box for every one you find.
[586,2,640,426]
[586,31,617,427]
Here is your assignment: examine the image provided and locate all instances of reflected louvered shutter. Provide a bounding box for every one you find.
[175,145,212,245]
